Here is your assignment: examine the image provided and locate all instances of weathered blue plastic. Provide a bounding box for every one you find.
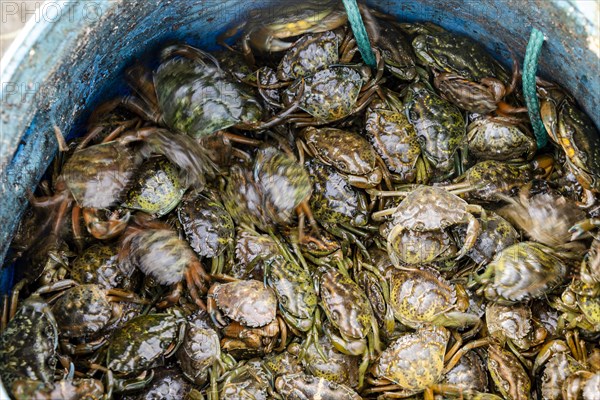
[0,0,597,395]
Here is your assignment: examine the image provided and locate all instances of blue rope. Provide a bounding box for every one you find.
[522,28,548,149]
[342,0,376,68]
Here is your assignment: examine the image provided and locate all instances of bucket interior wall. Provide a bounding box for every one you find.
[0,0,598,286]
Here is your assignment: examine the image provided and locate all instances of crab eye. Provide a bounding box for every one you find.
[331,310,340,321]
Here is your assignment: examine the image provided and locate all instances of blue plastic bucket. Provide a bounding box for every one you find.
[0,0,598,395]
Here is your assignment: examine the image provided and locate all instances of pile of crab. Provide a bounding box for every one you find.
[2,2,600,399]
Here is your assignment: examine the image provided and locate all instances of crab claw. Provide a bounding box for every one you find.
[83,208,131,240]
[456,214,481,260]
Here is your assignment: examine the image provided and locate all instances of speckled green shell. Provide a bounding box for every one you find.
[107,314,179,374]
[405,82,465,173]
[178,195,234,258]
[123,157,186,217]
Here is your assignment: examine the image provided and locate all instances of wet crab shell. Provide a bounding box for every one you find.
[63,142,140,208]
[71,243,138,291]
[123,228,197,286]
[482,241,568,303]
[391,186,470,231]
[123,157,186,218]
[388,228,459,265]
[154,57,263,138]
[51,284,113,338]
[442,350,489,392]
[300,127,381,187]
[266,256,318,323]
[277,30,340,81]
[107,314,180,374]
[275,373,361,400]
[319,268,373,340]
[373,325,449,391]
[0,295,59,389]
[178,195,234,259]
[253,146,313,226]
[364,98,421,182]
[212,280,277,328]
[388,268,458,328]
[285,66,363,122]
[176,324,220,385]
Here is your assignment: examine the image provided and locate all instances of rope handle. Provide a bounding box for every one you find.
[522,28,548,149]
[342,0,376,68]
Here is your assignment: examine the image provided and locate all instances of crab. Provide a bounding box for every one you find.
[177,192,235,275]
[466,115,537,161]
[276,29,357,81]
[386,267,480,329]
[0,294,59,393]
[470,241,569,304]
[290,333,361,388]
[364,90,427,184]
[223,146,316,239]
[282,50,385,127]
[121,156,186,218]
[96,312,187,396]
[297,126,390,189]
[403,81,466,178]
[365,326,492,399]
[550,280,600,333]
[403,22,508,82]
[485,302,548,369]
[115,44,303,143]
[119,214,212,310]
[433,55,527,115]
[539,83,600,206]
[487,342,532,400]
[370,185,486,266]
[439,157,553,202]
[28,123,215,247]
[275,373,362,399]
[207,278,285,358]
[318,267,381,389]
[306,159,374,258]
[50,283,146,355]
[217,0,348,65]
[70,243,140,291]
[533,332,600,400]
[176,316,222,386]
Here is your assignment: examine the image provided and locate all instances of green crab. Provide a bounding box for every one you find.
[122,156,186,217]
[386,267,480,329]
[433,56,526,115]
[371,185,485,266]
[0,295,59,393]
[471,241,569,304]
[276,29,357,81]
[550,280,600,333]
[217,0,348,65]
[365,325,450,399]
[487,343,531,400]
[539,84,600,205]
[364,91,427,184]
[275,373,361,399]
[306,159,373,257]
[103,312,186,395]
[403,82,466,177]
[297,126,388,188]
[318,267,381,389]
[177,192,235,274]
[404,22,508,82]
[467,116,537,161]
[283,50,384,126]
